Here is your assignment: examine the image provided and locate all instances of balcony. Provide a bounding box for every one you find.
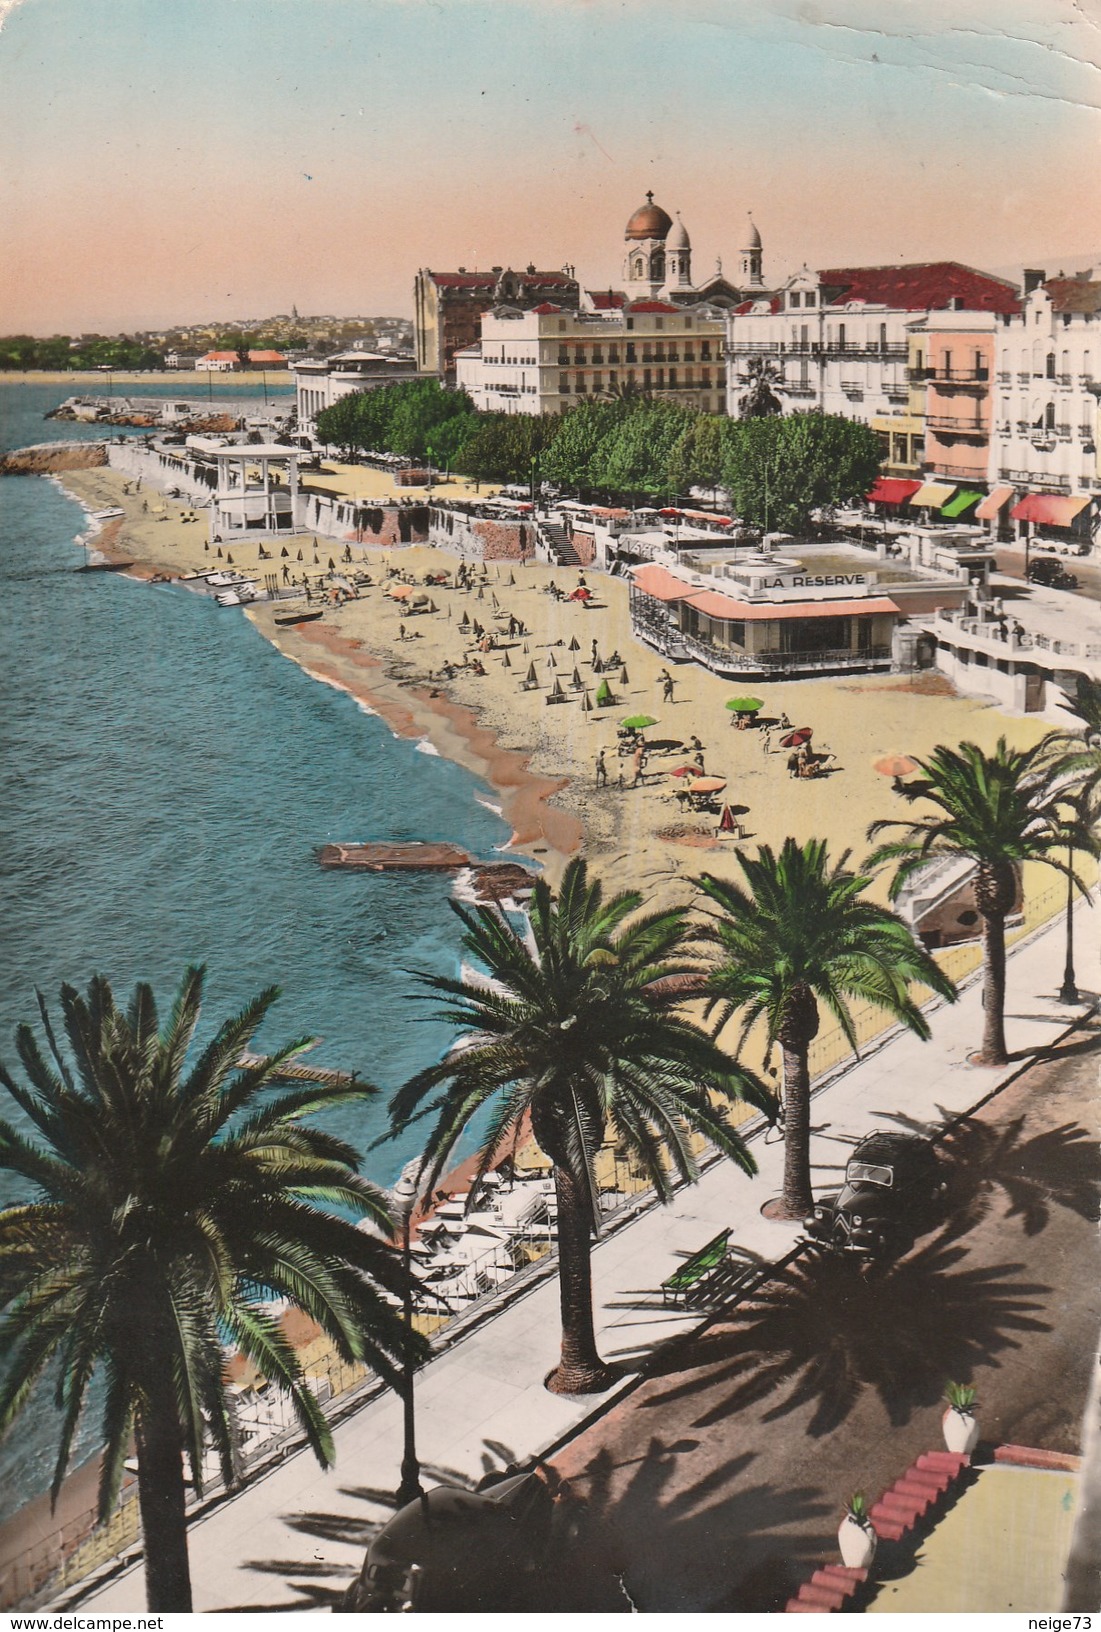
[926,416,986,438]
[927,367,989,388]
[926,460,987,479]
[1079,373,1100,393]
[997,371,1012,384]
[732,341,782,354]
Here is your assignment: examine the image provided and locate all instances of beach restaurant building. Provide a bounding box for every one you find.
[629,557,903,678]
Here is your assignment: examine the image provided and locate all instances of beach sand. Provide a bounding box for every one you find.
[55,464,1054,910]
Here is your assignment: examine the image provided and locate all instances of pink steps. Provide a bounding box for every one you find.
[784,1450,971,1611]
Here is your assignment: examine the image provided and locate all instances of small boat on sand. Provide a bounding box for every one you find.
[274,607,324,625]
[91,507,125,521]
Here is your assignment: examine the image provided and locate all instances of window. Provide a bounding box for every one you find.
[1045,401,1055,429]
[656,368,665,387]
[880,323,887,351]
[701,340,711,359]
[626,317,634,331]
[684,344,694,362]
[591,347,603,364]
[655,343,665,361]
[576,375,587,394]
[1046,353,1056,378]
[685,367,693,385]
[592,372,602,392]
[558,320,567,332]
[838,323,847,351]
[575,347,586,365]
[626,342,636,362]
[943,350,953,376]
[643,368,652,388]
[609,370,618,386]
[805,291,816,308]
[559,374,569,394]
[790,291,802,308]
[684,316,692,329]
[702,368,711,386]
[608,344,619,363]
[669,368,677,386]
[655,317,664,330]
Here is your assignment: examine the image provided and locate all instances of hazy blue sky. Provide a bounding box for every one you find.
[1,0,1098,332]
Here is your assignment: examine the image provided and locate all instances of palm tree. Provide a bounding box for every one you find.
[0,968,418,1612]
[866,734,1083,1068]
[736,356,783,419]
[695,839,956,1221]
[1061,674,1101,745]
[386,859,770,1396]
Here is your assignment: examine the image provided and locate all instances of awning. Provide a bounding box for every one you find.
[867,477,921,507]
[684,592,900,623]
[909,482,956,508]
[631,564,694,602]
[940,490,984,518]
[974,484,1015,522]
[591,506,630,520]
[1010,492,1092,528]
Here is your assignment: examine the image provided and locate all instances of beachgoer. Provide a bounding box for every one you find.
[631,745,645,787]
[595,750,608,787]
[399,622,406,641]
[662,675,674,704]
[591,639,599,665]
[693,750,705,772]
[689,735,703,754]
[761,727,773,754]
[779,712,791,730]
[787,751,800,779]
[282,564,290,584]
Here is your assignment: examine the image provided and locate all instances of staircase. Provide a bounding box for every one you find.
[784,1450,972,1612]
[537,519,582,567]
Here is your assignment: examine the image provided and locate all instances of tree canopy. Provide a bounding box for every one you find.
[722,412,883,532]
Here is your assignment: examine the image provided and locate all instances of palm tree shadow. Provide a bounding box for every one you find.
[640,1236,1051,1437]
[540,1436,831,1612]
[936,1114,1101,1239]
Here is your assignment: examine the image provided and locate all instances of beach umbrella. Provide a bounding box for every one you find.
[688,777,727,794]
[390,584,413,600]
[297,549,303,561]
[509,571,516,586]
[581,689,593,713]
[523,641,530,654]
[204,541,209,551]
[779,727,813,748]
[595,678,613,706]
[622,714,658,730]
[619,666,629,687]
[447,604,452,620]
[216,546,223,558]
[550,677,565,699]
[568,636,580,652]
[411,593,429,607]
[725,697,764,713]
[428,599,438,613]
[874,754,919,778]
[547,652,557,668]
[328,557,335,570]
[281,546,289,558]
[571,666,583,688]
[477,584,484,599]
[718,804,738,833]
[226,553,234,564]
[460,610,470,627]
[670,765,697,778]
[525,662,537,684]
[313,555,319,565]
[502,649,511,668]
[593,656,604,674]
[568,586,593,601]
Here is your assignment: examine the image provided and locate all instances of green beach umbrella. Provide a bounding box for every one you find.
[725,697,764,712]
[623,714,657,730]
[595,679,613,706]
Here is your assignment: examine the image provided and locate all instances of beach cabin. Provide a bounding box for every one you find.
[202,443,301,539]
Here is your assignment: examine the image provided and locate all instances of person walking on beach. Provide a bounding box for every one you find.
[761,726,773,755]
[787,750,800,779]
[282,564,290,584]
[595,750,608,787]
[399,621,407,641]
[631,744,645,787]
[591,638,599,666]
[661,671,675,705]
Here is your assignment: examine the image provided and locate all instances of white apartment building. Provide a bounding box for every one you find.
[726,262,1020,430]
[455,299,728,417]
[987,271,1101,544]
[292,350,419,434]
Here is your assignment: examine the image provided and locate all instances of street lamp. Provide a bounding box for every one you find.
[392,1173,424,1508]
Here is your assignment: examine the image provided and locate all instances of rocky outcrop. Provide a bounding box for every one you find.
[0,442,108,475]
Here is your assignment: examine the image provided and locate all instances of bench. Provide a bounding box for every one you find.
[661,1228,732,1306]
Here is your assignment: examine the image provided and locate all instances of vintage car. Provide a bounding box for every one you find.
[803,1131,946,1260]
[1027,557,1079,589]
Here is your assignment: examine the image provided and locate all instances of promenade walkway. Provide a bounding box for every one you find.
[79,910,1094,1612]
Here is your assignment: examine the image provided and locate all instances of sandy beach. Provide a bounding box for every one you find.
[55,464,1057,913]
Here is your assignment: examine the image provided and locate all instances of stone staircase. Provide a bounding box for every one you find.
[784,1450,972,1612]
[538,519,582,567]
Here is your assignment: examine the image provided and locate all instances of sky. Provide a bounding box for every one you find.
[1,0,1099,334]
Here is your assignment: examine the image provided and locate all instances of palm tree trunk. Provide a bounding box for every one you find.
[978,908,1009,1067]
[777,1042,815,1219]
[546,1162,616,1396]
[134,1389,192,1612]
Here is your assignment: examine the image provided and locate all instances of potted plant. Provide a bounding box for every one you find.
[838,1491,877,1569]
[942,1381,979,1453]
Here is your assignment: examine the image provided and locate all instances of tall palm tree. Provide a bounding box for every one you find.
[736,356,783,419]
[386,859,770,1396]
[0,968,418,1612]
[1061,674,1101,744]
[866,734,1084,1068]
[695,839,956,1220]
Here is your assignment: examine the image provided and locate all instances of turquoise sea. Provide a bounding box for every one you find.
[0,380,517,1518]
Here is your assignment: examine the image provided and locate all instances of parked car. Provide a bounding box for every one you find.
[803,1132,946,1260]
[1028,558,1078,589]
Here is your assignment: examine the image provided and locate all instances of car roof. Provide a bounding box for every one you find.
[850,1132,930,1163]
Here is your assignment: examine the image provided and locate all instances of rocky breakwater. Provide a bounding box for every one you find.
[317,842,534,901]
[0,441,108,476]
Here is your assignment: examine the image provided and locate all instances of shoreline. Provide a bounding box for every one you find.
[54,470,584,874]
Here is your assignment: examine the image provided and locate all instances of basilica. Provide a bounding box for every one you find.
[615,190,771,309]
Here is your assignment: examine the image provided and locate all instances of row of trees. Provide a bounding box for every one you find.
[0,335,167,372]
[1,728,1096,1608]
[314,380,884,529]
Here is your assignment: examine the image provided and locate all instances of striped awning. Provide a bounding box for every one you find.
[1010,492,1092,527]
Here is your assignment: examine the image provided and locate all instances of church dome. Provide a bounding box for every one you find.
[743,216,762,250]
[667,213,690,251]
[626,191,673,241]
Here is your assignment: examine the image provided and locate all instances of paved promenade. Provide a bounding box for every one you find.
[80,909,1094,1612]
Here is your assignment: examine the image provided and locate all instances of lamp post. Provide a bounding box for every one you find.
[393,1173,424,1509]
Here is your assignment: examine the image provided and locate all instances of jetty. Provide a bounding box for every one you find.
[318,840,473,873]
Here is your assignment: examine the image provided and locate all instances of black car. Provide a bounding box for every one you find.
[803,1132,946,1260]
[1027,558,1078,589]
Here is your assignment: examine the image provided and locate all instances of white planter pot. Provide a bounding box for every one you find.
[942,1406,979,1454]
[838,1514,877,1569]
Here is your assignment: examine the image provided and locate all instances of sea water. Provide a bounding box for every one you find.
[0,381,519,1518]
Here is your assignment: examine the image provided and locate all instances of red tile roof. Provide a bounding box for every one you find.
[625,299,682,314]
[818,261,1020,315]
[1045,277,1101,315]
[732,296,782,316]
[530,302,563,315]
[587,290,627,310]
